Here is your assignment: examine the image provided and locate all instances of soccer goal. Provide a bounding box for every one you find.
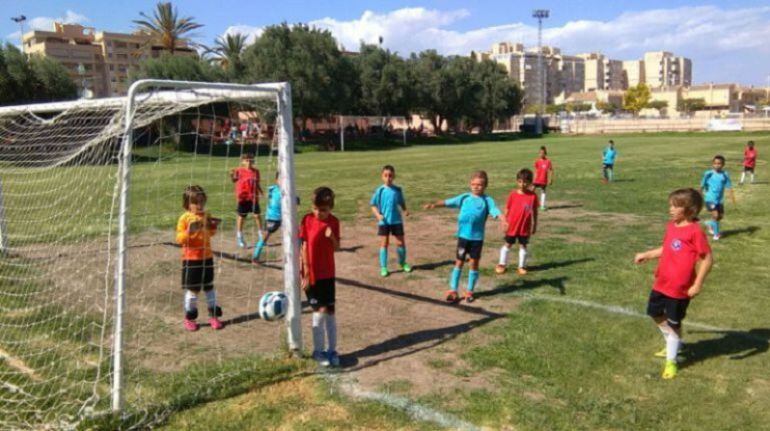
[0,80,301,429]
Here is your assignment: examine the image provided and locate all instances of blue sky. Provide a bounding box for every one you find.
[2,1,770,85]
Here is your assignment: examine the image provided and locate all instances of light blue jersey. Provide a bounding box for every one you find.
[370,185,406,225]
[266,184,282,221]
[445,193,501,241]
[603,146,617,165]
[701,169,732,204]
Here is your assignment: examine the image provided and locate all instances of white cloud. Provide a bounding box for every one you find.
[6,10,90,42]
[222,25,263,44]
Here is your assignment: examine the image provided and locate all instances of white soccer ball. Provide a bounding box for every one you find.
[259,291,288,321]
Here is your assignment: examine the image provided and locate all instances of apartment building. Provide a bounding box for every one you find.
[643,51,692,88]
[480,42,564,106]
[576,53,624,91]
[622,60,645,88]
[22,22,197,98]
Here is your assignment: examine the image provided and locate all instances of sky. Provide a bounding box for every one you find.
[2,0,770,85]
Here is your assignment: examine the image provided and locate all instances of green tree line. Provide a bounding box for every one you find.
[0,44,78,106]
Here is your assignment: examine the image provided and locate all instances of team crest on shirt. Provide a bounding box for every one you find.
[671,239,683,251]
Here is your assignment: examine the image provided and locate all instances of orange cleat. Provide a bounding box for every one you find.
[517,267,528,276]
[495,264,507,275]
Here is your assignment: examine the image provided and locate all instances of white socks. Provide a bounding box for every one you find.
[184,290,197,313]
[518,247,528,268]
[311,312,326,352]
[658,324,681,362]
[205,289,217,309]
[741,172,746,184]
[540,192,547,208]
[499,246,510,265]
[326,315,337,352]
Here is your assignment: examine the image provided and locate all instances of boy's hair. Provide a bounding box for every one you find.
[517,168,534,183]
[669,188,703,220]
[312,186,335,209]
[382,165,395,174]
[539,146,547,155]
[747,140,755,147]
[608,140,614,145]
[241,152,255,160]
[183,185,207,210]
[470,170,488,186]
[275,171,280,180]
[713,155,726,163]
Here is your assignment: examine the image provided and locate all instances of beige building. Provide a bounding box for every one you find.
[576,53,624,91]
[622,60,645,88]
[643,51,692,88]
[23,22,197,98]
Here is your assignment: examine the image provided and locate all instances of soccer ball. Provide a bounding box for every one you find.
[259,291,288,321]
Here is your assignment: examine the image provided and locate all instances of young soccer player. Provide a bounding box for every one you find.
[300,187,341,367]
[175,185,224,331]
[230,153,263,248]
[253,172,282,262]
[634,188,713,379]
[424,171,502,303]
[740,141,757,185]
[496,169,539,276]
[602,140,617,183]
[370,165,412,277]
[700,155,736,241]
[533,146,553,210]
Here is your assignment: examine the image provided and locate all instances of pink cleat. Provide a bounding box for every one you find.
[209,317,224,330]
[184,319,199,332]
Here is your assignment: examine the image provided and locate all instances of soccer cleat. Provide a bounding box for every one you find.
[328,350,341,367]
[445,290,460,303]
[380,267,390,277]
[654,347,667,358]
[183,319,199,332]
[402,263,413,273]
[464,291,475,303]
[517,267,528,276]
[540,205,547,211]
[208,317,224,330]
[601,178,609,184]
[662,360,678,379]
[237,236,247,248]
[713,234,721,241]
[654,345,688,359]
[312,350,329,366]
[495,264,507,275]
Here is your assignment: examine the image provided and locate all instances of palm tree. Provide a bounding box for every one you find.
[207,33,248,70]
[133,2,203,54]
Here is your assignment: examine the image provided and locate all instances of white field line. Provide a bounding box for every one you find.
[0,347,41,381]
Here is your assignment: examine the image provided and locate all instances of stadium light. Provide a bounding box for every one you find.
[532,9,549,134]
[11,15,27,54]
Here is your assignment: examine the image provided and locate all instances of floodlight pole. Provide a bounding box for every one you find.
[533,9,549,135]
[11,15,26,54]
[0,178,7,255]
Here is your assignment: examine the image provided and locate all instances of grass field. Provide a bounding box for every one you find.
[2,131,769,430]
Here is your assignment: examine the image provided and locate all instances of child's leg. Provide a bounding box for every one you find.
[204,287,221,317]
[236,214,245,236]
[653,316,681,362]
[184,289,198,320]
[740,171,746,184]
[322,305,337,353]
[467,258,480,292]
[395,235,408,267]
[608,167,614,182]
[539,188,547,208]
[602,166,608,180]
[379,234,390,269]
[498,243,512,266]
[518,244,528,269]
[311,309,326,353]
[253,213,264,241]
[751,171,755,183]
[450,260,464,292]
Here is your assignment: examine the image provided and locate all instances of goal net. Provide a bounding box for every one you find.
[0,80,301,429]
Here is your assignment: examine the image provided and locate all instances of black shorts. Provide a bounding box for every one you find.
[705,202,724,215]
[603,163,614,170]
[237,200,261,216]
[456,238,483,261]
[377,223,405,237]
[743,166,754,173]
[646,290,690,328]
[504,235,530,246]
[305,278,335,310]
[182,259,214,292]
[266,220,281,234]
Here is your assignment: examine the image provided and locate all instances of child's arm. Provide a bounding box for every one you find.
[687,252,713,298]
[325,226,340,251]
[634,247,663,264]
[399,191,409,217]
[532,205,538,235]
[175,217,190,245]
[230,168,238,182]
[423,200,446,210]
[370,205,384,221]
[548,166,555,185]
[300,241,310,290]
[729,188,737,206]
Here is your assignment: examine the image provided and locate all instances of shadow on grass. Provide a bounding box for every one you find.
[475,276,569,298]
[547,204,584,210]
[720,226,760,239]
[339,245,364,253]
[412,260,455,271]
[526,257,594,272]
[681,328,770,369]
[611,178,635,183]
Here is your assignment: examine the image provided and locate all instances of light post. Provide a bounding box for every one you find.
[77,63,90,99]
[11,15,27,54]
[532,9,549,135]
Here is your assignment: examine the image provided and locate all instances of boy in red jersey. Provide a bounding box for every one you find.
[740,141,757,185]
[230,153,263,248]
[634,188,713,379]
[496,169,539,276]
[300,187,341,367]
[533,146,553,210]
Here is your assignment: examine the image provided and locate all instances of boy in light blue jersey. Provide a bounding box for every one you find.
[424,170,503,303]
[253,172,283,261]
[602,140,617,183]
[370,165,412,277]
[700,155,736,241]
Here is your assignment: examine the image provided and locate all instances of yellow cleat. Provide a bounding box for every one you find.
[662,360,678,379]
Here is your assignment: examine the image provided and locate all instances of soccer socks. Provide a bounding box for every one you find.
[518,247,528,269]
[666,330,681,362]
[751,173,755,184]
[184,290,198,320]
[311,312,326,353]
[499,246,510,266]
[397,246,407,266]
[379,247,388,269]
[608,169,614,182]
[253,239,265,260]
[325,314,337,352]
[540,191,547,208]
[740,172,746,184]
[712,220,721,237]
[468,270,479,292]
[450,267,462,291]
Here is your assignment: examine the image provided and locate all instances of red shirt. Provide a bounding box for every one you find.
[505,191,539,237]
[653,221,711,299]
[233,167,260,202]
[534,158,552,185]
[300,213,341,284]
[744,148,757,168]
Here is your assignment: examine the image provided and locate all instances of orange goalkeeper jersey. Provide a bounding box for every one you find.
[175,211,217,261]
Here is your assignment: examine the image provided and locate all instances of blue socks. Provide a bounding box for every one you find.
[468,270,479,292]
[379,247,388,268]
[706,220,720,236]
[397,246,407,265]
[253,239,265,260]
[450,267,462,291]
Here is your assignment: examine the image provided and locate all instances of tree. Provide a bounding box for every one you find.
[131,53,224,82]
[353,44,412,117]
[677,98,706,115]
[646,100,668,116]
[0,44,77,105]
[133,2,203,53]
[623,83,651,115]
[566,102,592,113]
[466,59,522,133]
[409,50,447,133]
[206,32,248,77]
[596,101,618,115]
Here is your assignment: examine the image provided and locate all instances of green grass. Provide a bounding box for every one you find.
[2,131,769,429]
